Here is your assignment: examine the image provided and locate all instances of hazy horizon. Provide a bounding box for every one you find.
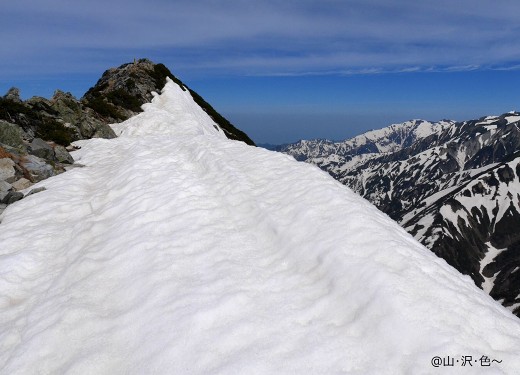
[3,1,520,144]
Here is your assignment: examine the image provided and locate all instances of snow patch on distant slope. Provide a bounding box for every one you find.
[506,115,520,124]
[481,242,506,294]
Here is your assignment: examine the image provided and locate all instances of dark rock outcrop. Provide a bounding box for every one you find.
[3,87,22,103]
[0,158,16,182]
[29,138,55,160]
[54,145,74,164]
[20,155,55,182]
[50,90,116,140]
[0,179,11,202]
[0,121,27,151]
[82,59,164,121]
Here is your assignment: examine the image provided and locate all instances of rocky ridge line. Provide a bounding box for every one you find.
[1,59,255,216]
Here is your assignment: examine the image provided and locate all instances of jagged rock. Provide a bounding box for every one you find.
[0,147,27,182]
[53,145,74,164]
[0,95,73,146]
[91,120,117,139]
[0,179,11,202]
[82,59,167,122]
[0,158,16,181]
[20,155,54,182]
[28,138,54,160]
[50,90,82,123]
[0,143,25,159]
[50,90,116,140]
[25,96,57,117]
[25,186,46,197]
[1,90,113,147]
[3,191,23,204]
[0,121,26,151]
[0,178,11,190]
[3,87,22,103]
[11,178,32,191]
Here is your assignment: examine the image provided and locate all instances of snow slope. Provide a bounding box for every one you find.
[1,79,520,374]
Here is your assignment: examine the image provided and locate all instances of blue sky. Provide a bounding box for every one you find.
[2,0,520,144]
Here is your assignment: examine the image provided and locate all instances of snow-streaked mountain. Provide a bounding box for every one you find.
[402,157,520,312]
[2,79,520,374]
[279,113,520,317]
[281,119,454,175]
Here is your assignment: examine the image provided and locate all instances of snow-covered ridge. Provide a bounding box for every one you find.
[347,119,452,152]
[283,119,452,157]
[280,119,453,176]
[111,78,226,139]
[1,80,520,374]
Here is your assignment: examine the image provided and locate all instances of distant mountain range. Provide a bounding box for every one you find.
[277,114,520,317]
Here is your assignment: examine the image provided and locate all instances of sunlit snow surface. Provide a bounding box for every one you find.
[1,79,520,374]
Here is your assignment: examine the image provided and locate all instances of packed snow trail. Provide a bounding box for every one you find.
[1,79,520,374]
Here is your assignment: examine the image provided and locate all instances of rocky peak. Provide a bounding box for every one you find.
[52,89,76,102]
[3,87,22,103]
[81,58,168,122]
[82,58,255,145]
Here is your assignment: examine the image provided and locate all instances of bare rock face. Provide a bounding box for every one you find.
[11,178,32,191]
[54,145,74,164]
[82,59,162,122]
[1,93,75,146]
[3,87,22,103]
[19,155,55,182]
[0,121,26,151]
[50,90,116,140]
[0,158,16,182]
[28,138,55,160]
[0,179,11,202]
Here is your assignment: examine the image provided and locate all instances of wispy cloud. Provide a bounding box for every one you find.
[3,0,520,78]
